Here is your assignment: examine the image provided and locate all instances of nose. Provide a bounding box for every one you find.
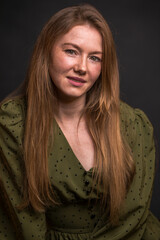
[74,55,87,76]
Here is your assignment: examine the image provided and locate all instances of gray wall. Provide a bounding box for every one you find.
[1,0,160,219]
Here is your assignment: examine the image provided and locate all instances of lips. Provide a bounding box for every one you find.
[67,76,86,87]
[67,76,86,83]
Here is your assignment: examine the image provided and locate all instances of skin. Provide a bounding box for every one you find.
[49,24,103,171]
[49,24,102,106]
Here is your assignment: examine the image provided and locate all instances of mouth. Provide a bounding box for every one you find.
[67,76,86,83]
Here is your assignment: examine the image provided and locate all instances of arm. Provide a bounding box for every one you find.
[92,105,160,239]
[120,107,160,239]
[0,98,47,240]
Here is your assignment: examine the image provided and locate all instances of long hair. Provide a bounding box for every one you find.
[15,4,135,224]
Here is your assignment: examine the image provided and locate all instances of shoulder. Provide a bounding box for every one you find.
[0,97,26,151]
[120,101,154,148]
[120,101,153,131]
[0,96,26,127]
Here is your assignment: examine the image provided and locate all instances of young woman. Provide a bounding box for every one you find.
[0,4,159,240]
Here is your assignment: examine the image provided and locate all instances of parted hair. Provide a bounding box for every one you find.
[14,4,135,224]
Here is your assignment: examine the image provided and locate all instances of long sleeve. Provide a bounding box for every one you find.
[120,106,160,239]
[0,98,47,240]
[91,103,160,239]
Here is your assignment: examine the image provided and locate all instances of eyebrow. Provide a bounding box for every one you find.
[62,42,103,55]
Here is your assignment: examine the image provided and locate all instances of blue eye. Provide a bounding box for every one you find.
[90,56,101,62]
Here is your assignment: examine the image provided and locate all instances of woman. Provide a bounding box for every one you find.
[0,4,159,240]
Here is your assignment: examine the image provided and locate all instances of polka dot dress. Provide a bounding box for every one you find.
[0,98,160,240]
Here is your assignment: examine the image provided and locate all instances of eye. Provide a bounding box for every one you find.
[89,56,101,62]
[64,49,77,55]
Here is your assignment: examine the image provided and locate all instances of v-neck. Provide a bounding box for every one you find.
[53,119,93,173]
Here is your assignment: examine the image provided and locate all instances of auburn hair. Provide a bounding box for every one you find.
[12,4,135,224]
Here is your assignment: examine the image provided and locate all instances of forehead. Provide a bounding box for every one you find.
[55,24,102,51]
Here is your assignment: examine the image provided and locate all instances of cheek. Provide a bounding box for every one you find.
[61,58,75,70]
[52,54,75,73]
[90,64,102,81]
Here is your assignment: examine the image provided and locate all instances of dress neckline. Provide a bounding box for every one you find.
[53,118,93,173]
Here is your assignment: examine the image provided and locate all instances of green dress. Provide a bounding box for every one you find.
[0,97,160,240]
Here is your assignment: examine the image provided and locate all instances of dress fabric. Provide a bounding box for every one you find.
[0,97,160,240]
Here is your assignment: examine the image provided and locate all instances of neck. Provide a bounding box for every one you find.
[54,96,86,124]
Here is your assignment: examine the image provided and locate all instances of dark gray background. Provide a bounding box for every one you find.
[0,0,160,219]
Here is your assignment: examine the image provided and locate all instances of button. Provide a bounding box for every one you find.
[88,205,93,211]
[86,190,91,195]
[85,180,89,186]
[90,214,95,219]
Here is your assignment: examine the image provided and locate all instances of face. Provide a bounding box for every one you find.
[49,24,102,103]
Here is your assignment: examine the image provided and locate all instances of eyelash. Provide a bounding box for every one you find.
[64,49,101,62]
[64,49,77,55]
[89,56,101,62]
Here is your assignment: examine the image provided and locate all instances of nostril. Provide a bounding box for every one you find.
[73,67,86,76]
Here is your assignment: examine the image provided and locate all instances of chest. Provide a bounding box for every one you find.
[57,123,95,171]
